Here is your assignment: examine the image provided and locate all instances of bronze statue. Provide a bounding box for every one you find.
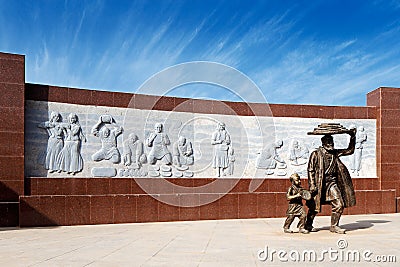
[283,173,309,234]
[306,123,357,234]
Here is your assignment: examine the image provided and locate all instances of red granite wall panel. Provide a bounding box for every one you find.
[218,193,238,219]
[224,101,252,116]
[110,178,132,195]
[0,180,24,201]
[65,196,90,225]
[275,193,287,218]
[367,107,377,119]
[136,194,159,222]
[0,156,24,181]
[179,194,200,221]
[211,100,237,116]
[90,195,114,225]
[193,99,212,114]
[64,178,88,195]
[19,197,42,227]
[0,203,19,226]
[39,196,66,225]
[157,194,180,222]
[68,87,93,105]
[257,193,276,218]
[19,196,65,227]
[174,98,193,113]
[367,89,380,107]
[36,178,65,195]
[113,195,136,223]
[0,57,24,84]
[92,90,114,107]
[368,87,400,197]
[87,178,110,195]
[381,190,396,213]
[133,94,158,110]
[0,52,25,227]
[113,92,132,108]
[199,194,220,220]
[238,193,258,218]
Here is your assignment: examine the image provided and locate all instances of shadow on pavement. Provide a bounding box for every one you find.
[318,219,391,232]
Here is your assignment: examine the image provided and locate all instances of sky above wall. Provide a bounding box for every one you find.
[1,0,400,106]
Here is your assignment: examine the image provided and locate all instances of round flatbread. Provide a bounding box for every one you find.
[300,190,311,200]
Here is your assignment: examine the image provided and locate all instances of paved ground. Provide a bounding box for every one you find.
[0,213,399,266]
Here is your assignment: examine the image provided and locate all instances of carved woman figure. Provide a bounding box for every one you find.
[37,111,64,172]
[58,113,86,174]
[351,125,367,176]
[211,122,231,177]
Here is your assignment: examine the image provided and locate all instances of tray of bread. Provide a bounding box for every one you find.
[307,123,353,135]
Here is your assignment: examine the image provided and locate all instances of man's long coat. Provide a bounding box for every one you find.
[307,135,357,212]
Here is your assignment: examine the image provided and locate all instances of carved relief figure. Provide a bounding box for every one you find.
[173,136,194,167]
[37,111,64,172]
[289,140,309,166]
[57,113,86,174]
[91,115,123,164]
[350,125,367,176]
[211,122,231,177]
[256,140,286,175]
[146,123,172,165]
[123,133,146,167]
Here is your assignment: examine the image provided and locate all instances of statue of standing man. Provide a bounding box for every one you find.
[306,123,357,234]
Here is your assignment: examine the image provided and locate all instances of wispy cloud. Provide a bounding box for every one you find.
[4,1,400,106]
[71,8,86,49]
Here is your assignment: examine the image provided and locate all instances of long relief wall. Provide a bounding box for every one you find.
[2,52,398,228]
[25,100,377,179]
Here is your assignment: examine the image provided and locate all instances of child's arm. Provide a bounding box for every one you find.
[286,187,301,200]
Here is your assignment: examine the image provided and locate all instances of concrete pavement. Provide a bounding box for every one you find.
[0,213,399,266]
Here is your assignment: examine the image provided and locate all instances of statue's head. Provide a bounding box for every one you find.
[321,135,334,151]
[292,140,299,148]
[289,173,300,184]
[128,133,138,143]
[154,123,163,133]
[178,136,186,145]
[275,139,283,148]
[218,122,225,130]
[68,113,77,123]
[50,111,61,122]
[101,127,110,138]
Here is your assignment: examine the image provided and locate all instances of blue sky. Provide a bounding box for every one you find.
[1,0,400,106]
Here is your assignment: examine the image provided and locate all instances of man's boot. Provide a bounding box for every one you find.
[305,212,318,232]
[330,212,346,234]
